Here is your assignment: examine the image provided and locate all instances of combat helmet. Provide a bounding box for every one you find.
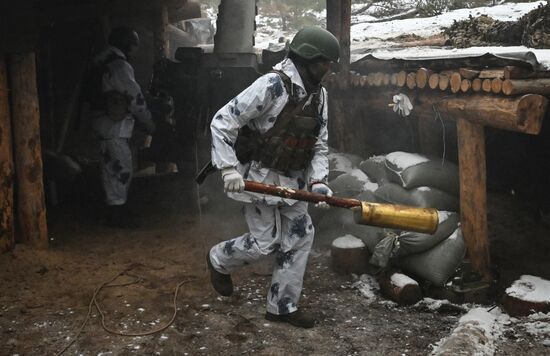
[289,27,340,62]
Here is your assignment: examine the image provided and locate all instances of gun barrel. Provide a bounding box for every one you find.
[244,180,439,234]
[354,201,439,234]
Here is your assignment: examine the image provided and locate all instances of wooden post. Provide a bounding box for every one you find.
[340,0,351,72]
[9,53,48,249]
[153,5,169,61]
[0,57,15,252]
[326,0,342,41]
[457,119,490,281]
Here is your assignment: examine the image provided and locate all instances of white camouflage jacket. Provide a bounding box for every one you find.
[210,58,329,205]
[91,46,154,139]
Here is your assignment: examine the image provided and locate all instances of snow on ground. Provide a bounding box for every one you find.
[350,1,545,49]
[352,274,380,304]
[431,307,507,355]
[210,1,549,68]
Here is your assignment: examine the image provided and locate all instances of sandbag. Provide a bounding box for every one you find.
[375,183,459,212]
[341,153,363,168]
[359,155,389,184]
[328,151,353,181]
[329,169,378,198]
[393,211,459,257]
[374,183,417,206]
[369,234,397,268]
[395,228,465,287]
[385,151,459,195]
[410,186,459,212]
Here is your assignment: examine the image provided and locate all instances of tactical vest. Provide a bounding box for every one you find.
[85,52,130,121]
[234,70,324,173]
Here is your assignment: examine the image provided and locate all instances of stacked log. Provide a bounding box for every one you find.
[343,65,550,98]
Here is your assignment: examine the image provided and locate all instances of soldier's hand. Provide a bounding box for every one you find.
[221,167,245,193]
[311,182,332,210]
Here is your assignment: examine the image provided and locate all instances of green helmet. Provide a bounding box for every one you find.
[289,27,340,62]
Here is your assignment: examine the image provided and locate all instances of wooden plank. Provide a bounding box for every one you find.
[428,73,439,89]
[482,79,492,93]
[9,53,48,249]
[406,72,416,89]
[504,66,550,80]
[416,68,432,89]
[502,78,550,96]
[491,78,503,94]
[450,72,462,93]
[0,57,15,252]
[457,119,490,280]
[479,69,504,79]
[396,71,407,87]
[472,78,482,92]
[459,68,480,80]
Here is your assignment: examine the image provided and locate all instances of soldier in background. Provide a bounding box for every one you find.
[206,27,340,328]
[89,27,155,227]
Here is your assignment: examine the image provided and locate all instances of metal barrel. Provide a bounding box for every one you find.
[353,202,439,234]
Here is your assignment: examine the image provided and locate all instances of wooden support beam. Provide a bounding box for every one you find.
[439,94,547,135]
[152,5,169,61]
[502,78,550,96]
[9,53,48,249]
[457,119,490,281]
[0,57,15,252]
[340,0,351,71]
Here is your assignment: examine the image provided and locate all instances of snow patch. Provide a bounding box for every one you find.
[332,235,365,249]
[506,275,550,303]
[349,168,379,192]
[390,273,418,288]
[386,151,429,170]
[328,152,354,172]
[438,211,451,223]
[524,321,550,338]
[353,274,380,304]
[431,307,504,356]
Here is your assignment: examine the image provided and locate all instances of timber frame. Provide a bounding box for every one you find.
[325,0,549,280]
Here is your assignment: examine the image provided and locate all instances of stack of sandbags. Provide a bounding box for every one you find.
[369,211,465,287]
[314,149,385,250]
[372,151,460,212]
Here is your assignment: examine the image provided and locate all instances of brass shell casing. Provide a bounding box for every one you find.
[353,202,439,234]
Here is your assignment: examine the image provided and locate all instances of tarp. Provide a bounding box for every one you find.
[351,46,550,72]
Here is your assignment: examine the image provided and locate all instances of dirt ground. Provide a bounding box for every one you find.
[1,173,550,355]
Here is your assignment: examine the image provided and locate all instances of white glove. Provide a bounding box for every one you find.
[392,93,413,117]
[311,182,333,210]
[221,167,245,193]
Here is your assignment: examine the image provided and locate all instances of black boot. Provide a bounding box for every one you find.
[206,253,233,296]
[265,309,315,329]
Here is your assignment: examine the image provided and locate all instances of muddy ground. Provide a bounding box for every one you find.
[1,173,550,355]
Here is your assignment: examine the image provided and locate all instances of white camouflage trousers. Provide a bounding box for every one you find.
[99,138,133,206]
[209,201,314,315]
